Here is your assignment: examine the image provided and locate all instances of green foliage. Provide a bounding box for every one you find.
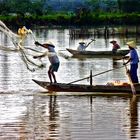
[0,0,45,15]
[0,0,140,27]
[1,12,140,28]
[118,0,140,13]
[1,0,140,16]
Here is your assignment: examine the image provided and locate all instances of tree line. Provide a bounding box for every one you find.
[0,0,140,27]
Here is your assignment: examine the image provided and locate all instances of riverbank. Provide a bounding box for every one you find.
[1,12,140,29]
[1,12,140,38]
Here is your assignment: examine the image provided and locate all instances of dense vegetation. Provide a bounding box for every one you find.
[0,0,140,28]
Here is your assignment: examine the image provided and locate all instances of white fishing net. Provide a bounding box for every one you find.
[0,20,46,72]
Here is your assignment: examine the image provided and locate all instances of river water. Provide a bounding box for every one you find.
[0,27,140,140]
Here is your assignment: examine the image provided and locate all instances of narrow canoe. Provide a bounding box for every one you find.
[66,48,129,58]
[32,79,140,93]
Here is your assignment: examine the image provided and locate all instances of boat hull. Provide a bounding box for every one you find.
[32,79,140,93]
[66,48,129,58]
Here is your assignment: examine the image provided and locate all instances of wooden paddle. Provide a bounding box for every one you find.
[85,39,95,49]
[123,59,136,95]
[67,65,125,84]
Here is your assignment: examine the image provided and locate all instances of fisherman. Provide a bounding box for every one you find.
[110,40,120,54]
[77,41,86,51]
[123,41,139,83]
[77,39,95,51]
[34,40,60,83]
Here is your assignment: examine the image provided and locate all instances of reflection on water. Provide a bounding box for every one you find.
[129,96,138,139]
[121,95,139,140]
[0,27,140,139]
[0,93,140,140]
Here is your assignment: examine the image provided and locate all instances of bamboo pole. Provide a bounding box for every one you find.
[67,65,125,85]
[123,59,136,95]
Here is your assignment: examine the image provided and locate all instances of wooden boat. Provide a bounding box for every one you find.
[32,79,140,93]
[66,48,129,58]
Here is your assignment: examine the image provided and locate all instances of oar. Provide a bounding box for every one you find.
[67,65,125,84]
[85,39,95,48]
[123,59,136,95]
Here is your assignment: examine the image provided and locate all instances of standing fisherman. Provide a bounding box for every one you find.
[123,41,139,83]
[34,41,60,83]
